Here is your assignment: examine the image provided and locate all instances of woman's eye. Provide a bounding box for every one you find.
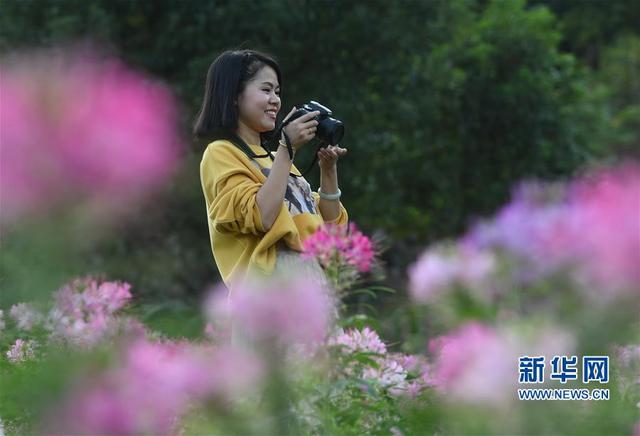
[262,88,280,96]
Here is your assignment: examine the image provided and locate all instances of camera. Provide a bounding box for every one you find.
[286,100,344,146]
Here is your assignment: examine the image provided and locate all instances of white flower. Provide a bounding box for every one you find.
[9,303,42,331]
[6,339,37,363]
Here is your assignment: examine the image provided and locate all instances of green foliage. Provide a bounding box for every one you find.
[0,0,633,300]
[133,299,205,339]
[0,341,115,434]
[531,0,640,67]
[596,34,640,155]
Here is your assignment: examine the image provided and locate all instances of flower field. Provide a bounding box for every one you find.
[1,47,638,436]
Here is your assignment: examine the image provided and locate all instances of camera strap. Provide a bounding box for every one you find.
[281,129,295,161]
[216,132,271,160]
[221,119,323,179]
[274,118,325,178]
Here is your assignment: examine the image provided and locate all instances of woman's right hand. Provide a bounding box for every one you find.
[281,107,321,151]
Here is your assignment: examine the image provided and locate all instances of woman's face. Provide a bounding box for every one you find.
[237,65,281,134]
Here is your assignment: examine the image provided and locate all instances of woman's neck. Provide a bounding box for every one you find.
[236,121,260,146]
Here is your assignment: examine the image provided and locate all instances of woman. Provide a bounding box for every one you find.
[194,49,348,292]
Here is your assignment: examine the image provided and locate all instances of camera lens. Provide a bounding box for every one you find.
[318,117,344,145]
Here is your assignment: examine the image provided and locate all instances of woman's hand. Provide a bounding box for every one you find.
[281,107,321,151]
[318,144,347,172]
[317,144,346,222]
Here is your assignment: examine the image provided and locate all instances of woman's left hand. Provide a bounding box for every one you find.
[318,145,347,171]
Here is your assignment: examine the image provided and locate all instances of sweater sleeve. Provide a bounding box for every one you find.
[201,143,267,235]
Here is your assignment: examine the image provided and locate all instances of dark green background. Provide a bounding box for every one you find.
[2,0,638,303]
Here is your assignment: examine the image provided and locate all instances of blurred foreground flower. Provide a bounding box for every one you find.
[408,243,496,304]
[49,338,263,435]
[0,47,181,225]
[465,162,640,299]
[567,163,640,295]
[205,272,333,348]
[429,323,515,405]
[429,322,574,406]
[409,163,640,311]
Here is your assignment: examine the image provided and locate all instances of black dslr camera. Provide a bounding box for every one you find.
[286,101,344,146]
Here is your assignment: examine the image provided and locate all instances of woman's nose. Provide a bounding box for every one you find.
[269,97,280,110]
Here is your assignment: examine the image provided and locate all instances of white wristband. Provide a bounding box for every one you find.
[318,187,341,201]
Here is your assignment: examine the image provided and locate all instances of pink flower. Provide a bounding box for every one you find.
[388,352,434,397]
[83,280,132,315]
[6,339,37,363]
[363,358,408,393]
[408,243,496,303]
[46,276,135,347]
[9,303,42,331]
[52,339,262,435]
[302,223,375,273]
[206,273,333,347]
[429,323,517,405]
[0,47,181,224]
[464,163,640,298]
[408,247,460,302]
[464,181,572,283]
[328,327,387,355]
[429,322,574,405]
[329,327,394,385]
[206,345,265,399]
[328,328,433,396]
[566,163,640,296]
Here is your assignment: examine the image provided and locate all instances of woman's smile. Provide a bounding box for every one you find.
[265,108,278,120]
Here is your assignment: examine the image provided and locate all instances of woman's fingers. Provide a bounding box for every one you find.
[285,110,320,148]
[318,145,347,162]
[299,118,319,132]
[282,106,297,123]
[294,110,320,125]
[325,145,347,155]
[301,123,317,139]
[296,114,319,131]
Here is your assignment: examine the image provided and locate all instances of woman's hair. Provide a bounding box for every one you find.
[193,49,282,145]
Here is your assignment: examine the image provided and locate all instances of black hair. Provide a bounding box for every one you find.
[193,49,282,152]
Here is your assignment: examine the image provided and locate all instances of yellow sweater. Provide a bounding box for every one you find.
[200,139,348,287]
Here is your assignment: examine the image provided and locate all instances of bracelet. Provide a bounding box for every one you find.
[281,130,294,160]
[278,139,294,160]
[318,187,341,201]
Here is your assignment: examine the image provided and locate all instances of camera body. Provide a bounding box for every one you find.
[286,100,344,146]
